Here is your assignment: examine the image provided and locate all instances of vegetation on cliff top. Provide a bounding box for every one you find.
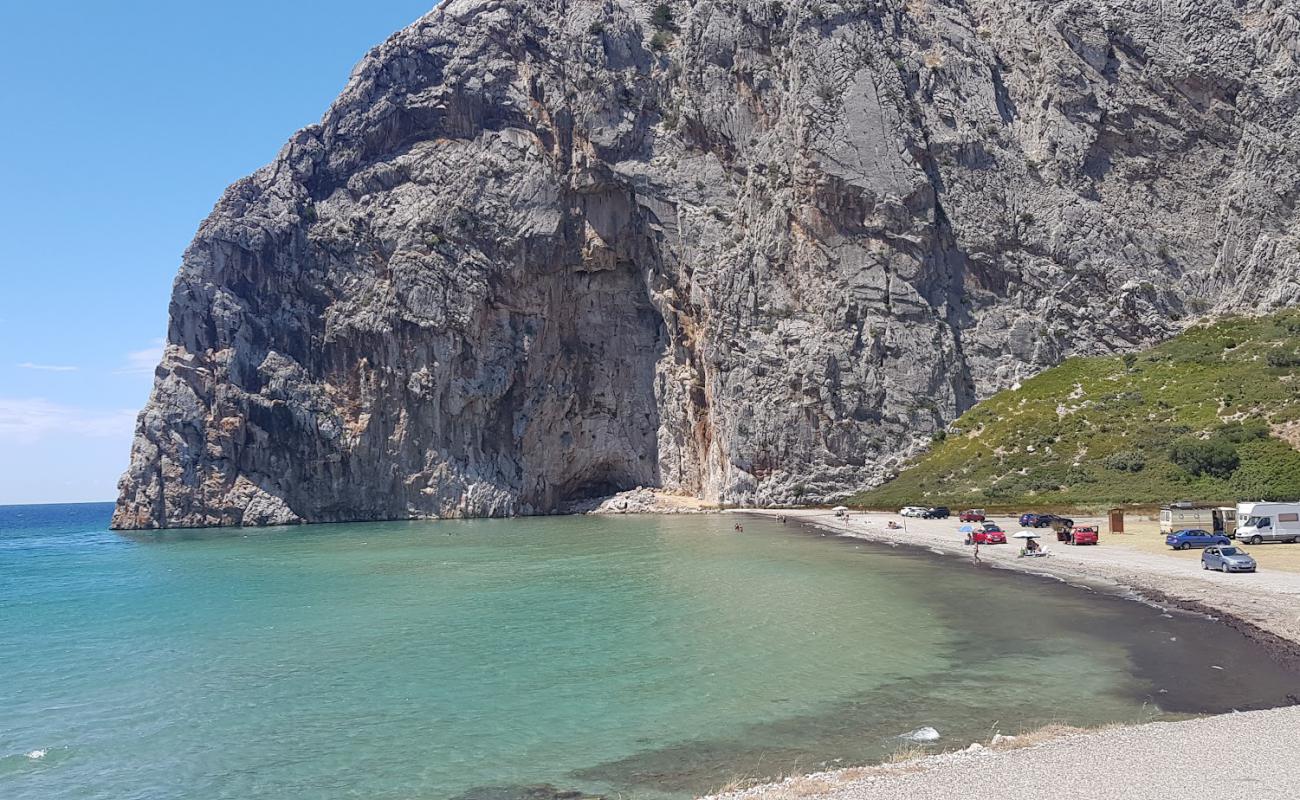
[850,311,1300,510]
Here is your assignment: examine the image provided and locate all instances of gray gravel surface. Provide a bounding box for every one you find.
[711,707,1300,800]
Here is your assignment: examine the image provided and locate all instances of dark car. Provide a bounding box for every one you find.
[922,506,950,519]
[1166,529,1232,550]
[1019,513,1042,527]
[1034,514,1074,531]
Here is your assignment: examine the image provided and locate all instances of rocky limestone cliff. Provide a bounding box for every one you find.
[113,0,1300,528]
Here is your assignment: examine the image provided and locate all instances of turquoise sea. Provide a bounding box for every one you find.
[3,503,1297,800]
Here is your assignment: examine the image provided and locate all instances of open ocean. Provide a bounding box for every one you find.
[3,502,1297,799]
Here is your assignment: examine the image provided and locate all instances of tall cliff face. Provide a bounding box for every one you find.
[113,0,1300,528]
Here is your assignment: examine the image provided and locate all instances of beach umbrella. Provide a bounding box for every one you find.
[958,524,975,533]
[1013,530,1041,539]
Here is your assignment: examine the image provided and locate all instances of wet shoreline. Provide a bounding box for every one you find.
[777,513,1300,714]
[768,509,1300,673]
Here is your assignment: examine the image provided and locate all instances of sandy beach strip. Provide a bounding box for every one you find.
[698,508,1300,800]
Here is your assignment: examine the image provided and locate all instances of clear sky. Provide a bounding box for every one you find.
[0,1,435,504]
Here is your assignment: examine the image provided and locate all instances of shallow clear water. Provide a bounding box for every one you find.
[2,504,1296,800]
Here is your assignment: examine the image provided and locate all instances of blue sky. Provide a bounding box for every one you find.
[0,1,434,504]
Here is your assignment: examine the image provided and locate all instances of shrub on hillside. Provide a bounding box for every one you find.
[1266,348,1300,368]
[1229,440,1300,501]
[1102,449,1146,473]
[1277,313,1300,334]
[982,470,1065,499]
[1216,420,1269,444]
[651,3,676,30]
[1065,465,1096,485]
[1168,437,1239,479]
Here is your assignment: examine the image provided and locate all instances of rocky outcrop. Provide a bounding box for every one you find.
[113,0,1300,528]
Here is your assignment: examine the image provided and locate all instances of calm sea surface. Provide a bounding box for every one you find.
[3,503,1297,799]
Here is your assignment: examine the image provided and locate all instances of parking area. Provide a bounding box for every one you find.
[1078,514,1300,574]
[888,509,1300,575]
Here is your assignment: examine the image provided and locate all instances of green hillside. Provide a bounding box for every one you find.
[851,311,1300,511]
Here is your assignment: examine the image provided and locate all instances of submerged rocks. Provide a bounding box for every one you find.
[898,726,942,743]
[448,784,605,800]
[114,0,1300,528]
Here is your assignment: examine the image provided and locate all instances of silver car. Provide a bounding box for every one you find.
[1202,546,1257,573]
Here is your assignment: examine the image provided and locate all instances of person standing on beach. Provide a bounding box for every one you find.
[972,541,982,564]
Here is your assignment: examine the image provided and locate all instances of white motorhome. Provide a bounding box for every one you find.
[1237,502,1256,528]
[1158,503,1238,535]
[1235,502,1300,544]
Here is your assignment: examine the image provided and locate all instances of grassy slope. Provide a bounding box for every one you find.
[851,311,1300,511]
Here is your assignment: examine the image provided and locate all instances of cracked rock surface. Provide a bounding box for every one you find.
[114,0,1300,528]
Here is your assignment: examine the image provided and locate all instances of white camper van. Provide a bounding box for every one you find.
[1235,502,1300,544]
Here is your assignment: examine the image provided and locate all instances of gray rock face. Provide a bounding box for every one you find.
[112,0,1300,528]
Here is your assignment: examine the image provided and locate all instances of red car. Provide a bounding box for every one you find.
[971,523,1007,544]
[1067,525,1100,545]
[959,509,987,522]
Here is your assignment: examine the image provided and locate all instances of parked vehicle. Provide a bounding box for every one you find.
[1159,503,1238,536]
[1018,512,1073,529]
[970,527,1007,545]
[922,506,950,519]
[1237,502,1257,529]
[959,509,986,522]
[1165,529,1232,550]
[981,522,1004,533]
[1036,514,1074,531]
[1202,546,1257,573]
[1235,502,1300,545]
[899,506,927,518]
[1068,525,1100,545]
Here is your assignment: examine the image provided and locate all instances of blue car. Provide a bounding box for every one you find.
[1166,528,1231,551]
